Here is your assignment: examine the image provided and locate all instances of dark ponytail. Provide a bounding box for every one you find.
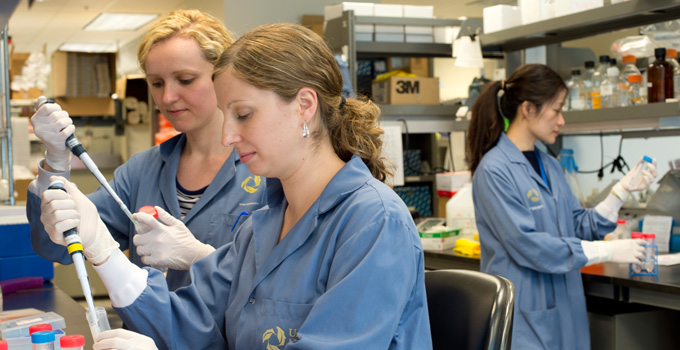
[466,64,566,175]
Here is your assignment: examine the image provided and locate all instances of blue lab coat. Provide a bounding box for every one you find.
[473,133,614,350]
[115,156,432,350]
[27,133,266,290]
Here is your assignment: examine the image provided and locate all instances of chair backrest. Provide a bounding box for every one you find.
[425,269,514,350]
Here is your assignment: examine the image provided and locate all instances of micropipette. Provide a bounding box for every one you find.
[47,180,100,337]
[38,99,143,233]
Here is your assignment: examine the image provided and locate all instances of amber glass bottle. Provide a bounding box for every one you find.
[648,48,673,103]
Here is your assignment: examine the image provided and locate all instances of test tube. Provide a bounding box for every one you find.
[86,306,111,339]
[642,233,658,273]
[60,334,85,350]
[136,206,168,274]
[630,232,643,274]
[31,330,55,350]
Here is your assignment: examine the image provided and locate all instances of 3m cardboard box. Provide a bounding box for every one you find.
[372,76,439,105]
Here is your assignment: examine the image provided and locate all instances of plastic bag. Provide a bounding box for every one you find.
[610,35,661,60]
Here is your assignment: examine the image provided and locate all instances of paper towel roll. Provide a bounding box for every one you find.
[127,111,141,125]
[124,96,139,110]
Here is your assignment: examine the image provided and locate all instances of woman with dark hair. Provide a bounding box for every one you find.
[467,64,656,349]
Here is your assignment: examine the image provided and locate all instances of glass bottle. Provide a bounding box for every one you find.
[601,66,624,108]
[620,55,641,90]
[666,48,680,99]
[628,74,646,105]
[567,69,586,110]
[583,61,596,109]
[648,47,672,103]
[590,55,610,109]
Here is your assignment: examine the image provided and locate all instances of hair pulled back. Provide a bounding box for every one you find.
[466,64,566,175]
[214,23,391,182]
[137,9,233,73]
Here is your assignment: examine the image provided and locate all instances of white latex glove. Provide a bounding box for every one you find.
[581,239,645,266]
[94,329,158,350]
[611,157,658,202]
[132,206,215,270]
[31,96,74,171]
[39,176,119,265]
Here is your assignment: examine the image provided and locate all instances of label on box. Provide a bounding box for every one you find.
[372,76,439,105]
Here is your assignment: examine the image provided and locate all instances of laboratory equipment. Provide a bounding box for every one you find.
[0,312,65,340]
[566,69,586,110]
[648,48,673,103]
[38,99,143,233]
[46,180,99,338]
[446,183,477,239]
[613,220,630,239]
[60,335,85,350]
[630,232,643,274]
[28,325,51,335]
[30,331,54,350]
[665,48,680,99]
[642,233,659,275]
[136,206,167,273]
[559,149,585,205]
[601,66,624,108]
[627,74,646,105]
[85,306,110,338]
[0,340,6,350]
[628,155,653,187]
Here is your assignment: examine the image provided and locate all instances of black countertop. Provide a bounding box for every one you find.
[424,250,680,311]
[3,283,94,347]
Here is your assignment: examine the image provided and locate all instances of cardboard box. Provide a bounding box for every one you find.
[51,50,116,98]
[436,171,471,197]
[53,97,115,117]
[374,4,403,17]
[13,179,32,202]
[408,58,430,77]
[483,5,521,33]
[403,5,434,18]
[372,76,440,105]
[324,2,374,19]
[302,15,324,37]
[11,88,43,100]
[394,185,432,217]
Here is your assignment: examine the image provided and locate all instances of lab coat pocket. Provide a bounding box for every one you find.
[209,213,240,243]
[257,298,313,345]
[518,306,559,349]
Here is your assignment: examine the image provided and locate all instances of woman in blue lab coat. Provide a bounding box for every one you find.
[28,10,265,290]
[467,64,656,349]
[40,23,432,349]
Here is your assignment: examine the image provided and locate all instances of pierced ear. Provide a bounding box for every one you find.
[297,87,318,123]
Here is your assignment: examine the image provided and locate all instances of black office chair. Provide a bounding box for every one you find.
[425,269,514,350]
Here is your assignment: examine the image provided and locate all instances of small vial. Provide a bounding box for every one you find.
[629,155,653,187]
[86,306,111,339]
[627,74,646,105]
[630,232,643,274]
[60,334,85,350]
[136,206,168,273]
[31,330,55,350]
[642,233,658,274]
[29,324,53,335]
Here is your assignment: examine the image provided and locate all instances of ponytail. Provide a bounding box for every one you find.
[466,64,567,175]
[325,96,392,183]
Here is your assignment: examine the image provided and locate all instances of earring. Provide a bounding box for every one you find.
[302,122,310,138]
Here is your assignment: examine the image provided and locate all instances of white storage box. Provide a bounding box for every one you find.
[483,5,521,33]
[434,26,459,44]
[519,0,541,25]
[375,24,404,34]
[406,25,434,35]
[356,33,373,42]
[324,2,374,19]
[374,4,403,17]
[403,5,434,18]
[555,0,604,17]
[436,171,471,197]
[406,34,434,43]
[375,33,404,43]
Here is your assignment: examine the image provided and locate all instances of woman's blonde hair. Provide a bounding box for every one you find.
[213,23,391,182]
[137,9,233,72]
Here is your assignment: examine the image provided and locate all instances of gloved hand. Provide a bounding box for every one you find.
[94,329,158,350]
[31,96,75,172]
[581,239,645,265]
[611,157,658,202]
[39,176,119,265]
[133,206,215,270]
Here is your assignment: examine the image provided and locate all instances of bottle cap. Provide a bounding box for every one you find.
[643,155,653,163]
[0,340,7,350]
[655,47,667,58]
[31,330,55,344]
[29,324,52,335]
[585,60,595,68]
[631,232,643,239]
[607,67,619,76]
[599,55,610,63]
[60,334,85,347]
[667,48,677,57]
[610,58,617,66]
[622,55,636,63]
[571,69,581,75]
[617,219,626,225]
[138,205,159,219]
[643,233,656,239]
[628,74,642,83]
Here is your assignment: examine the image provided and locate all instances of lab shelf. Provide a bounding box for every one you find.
[378,104,468,133]
[560,102,680,134]
[479,0,680,52]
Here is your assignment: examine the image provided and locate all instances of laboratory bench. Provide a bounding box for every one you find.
[3,282,94,348]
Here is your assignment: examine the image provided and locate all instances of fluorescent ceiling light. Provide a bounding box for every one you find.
[58,42,116,53]
[84,12,158,31]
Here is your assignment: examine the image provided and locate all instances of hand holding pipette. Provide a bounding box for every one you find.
[34,97,143,233]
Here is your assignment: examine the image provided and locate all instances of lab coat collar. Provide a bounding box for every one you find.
[497,133,551,192]
[249,155,372,289]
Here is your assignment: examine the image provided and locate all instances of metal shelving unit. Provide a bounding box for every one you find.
[479,0,680,53]
[378,104,467,133]
[0,0,21,205]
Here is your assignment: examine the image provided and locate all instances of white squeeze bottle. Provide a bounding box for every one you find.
[446,183,477,240]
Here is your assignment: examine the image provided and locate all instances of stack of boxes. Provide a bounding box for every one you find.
[0,206,53,282]
[483,0,606,34]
